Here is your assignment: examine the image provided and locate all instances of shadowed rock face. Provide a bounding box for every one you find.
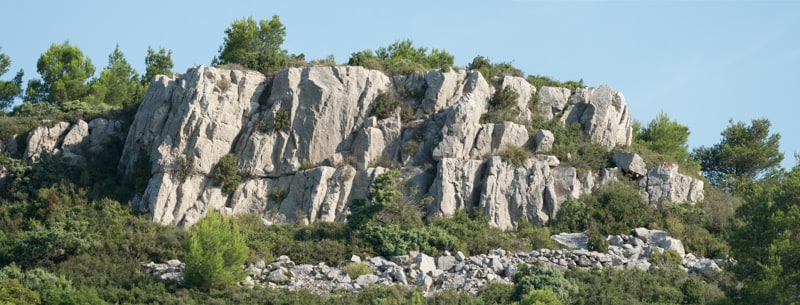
[107,65,664,228]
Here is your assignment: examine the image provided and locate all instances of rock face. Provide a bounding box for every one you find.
[23,119,124,163]
[638,163,704,205]
[118,65,640,227]
[562,85,632,150]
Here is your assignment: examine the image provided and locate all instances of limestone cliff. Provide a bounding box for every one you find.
[106,65,700,227]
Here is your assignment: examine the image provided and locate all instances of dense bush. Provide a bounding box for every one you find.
[481,86,521,124]
[211,154,241,195]
[526,75,585,92]
[183,209,249,291]
[500,143,530,167]
[467,55,523,81]
[347,39,454,75]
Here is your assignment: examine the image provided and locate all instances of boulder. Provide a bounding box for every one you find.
[24,121,71,162]
[551,232,589,250]
[533,129,554,153]
[612,150,647,178]
[536,86,571,119]
[562,85,632,149]
[414,253,436,275]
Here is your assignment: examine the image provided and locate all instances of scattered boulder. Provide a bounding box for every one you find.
[551,232,589,250]
[533,129,554,153]
[612,150,647,178]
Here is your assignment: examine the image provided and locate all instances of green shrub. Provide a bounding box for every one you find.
[299,160,319,171]
[216,78,231,92]
[269,187,287,203]
[347,39,454,75]
[402,141,419,156]
[467,55,523,82]
[526,75,585,92]
[342,262,372,279]
[175,156,194,182]
[583,182,657,235]
[212,154,241,195]
[512,265,576,302]
[482,86,521,124]
[372,91,401,120]
[183,209,249,291]
[500,143,529,167]
[273,108,290,132]
[552,198,587,233]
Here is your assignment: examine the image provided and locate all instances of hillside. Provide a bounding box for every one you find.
[0,16,796,305]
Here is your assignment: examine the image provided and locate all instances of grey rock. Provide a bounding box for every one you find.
[534,130,555,153]
[350,255,362,264]
[612,150,647,178]
[639,163,704,205]
[436,255,457,271]
[268,268,291,284]
[536,86,572,119]
[551,232,589,250]
[24,121,71,162]
[415,253,436,275]
[355,274,379,286]
[562,85,632,149]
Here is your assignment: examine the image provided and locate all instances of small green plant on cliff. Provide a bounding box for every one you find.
[500,143,529,167]
[274,108,290,132]
[212,154,241,195]
[466,55,523,82]
[176,155,194,182]
[372,91,401,120]
[183,209,249,291]
[270,186,287,203]
[347,39,454,75]
[481,86,521,124]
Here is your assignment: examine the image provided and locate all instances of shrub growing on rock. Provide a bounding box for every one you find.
[212,154,241,195]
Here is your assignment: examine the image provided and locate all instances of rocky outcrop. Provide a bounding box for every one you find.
[427,156,597,229]
[533,129,554,153]
[23,119,123,163]
[143,230,723,295]
[118,65,640,227]
[536,86,571,120]
[562,85,632,150]
[638,163,704,205]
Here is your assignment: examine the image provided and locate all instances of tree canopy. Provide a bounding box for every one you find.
[142,46,173,84]
[90,45,144,107]
[0,47,24,110]
[212,16,303,73]
[693,118,783,191]
[183,209,249,291]
[26,41,95,105]
[348,39,454,75]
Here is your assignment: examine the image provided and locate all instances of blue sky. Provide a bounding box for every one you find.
[2,0,798,168]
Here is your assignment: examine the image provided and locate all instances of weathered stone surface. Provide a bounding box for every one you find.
[612,150,647,178]
[632,228,685,257]
[479,156,557,229]
[427,158,485,218]
[536,86,571,119]
[533,129,554,153]
[116,65,644,229]
[469,122,530,158]
[24,121,71,162]
[551,232,589,250]
[562,85,632,149]
[639,163,704,205]
[415,253,436,275]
